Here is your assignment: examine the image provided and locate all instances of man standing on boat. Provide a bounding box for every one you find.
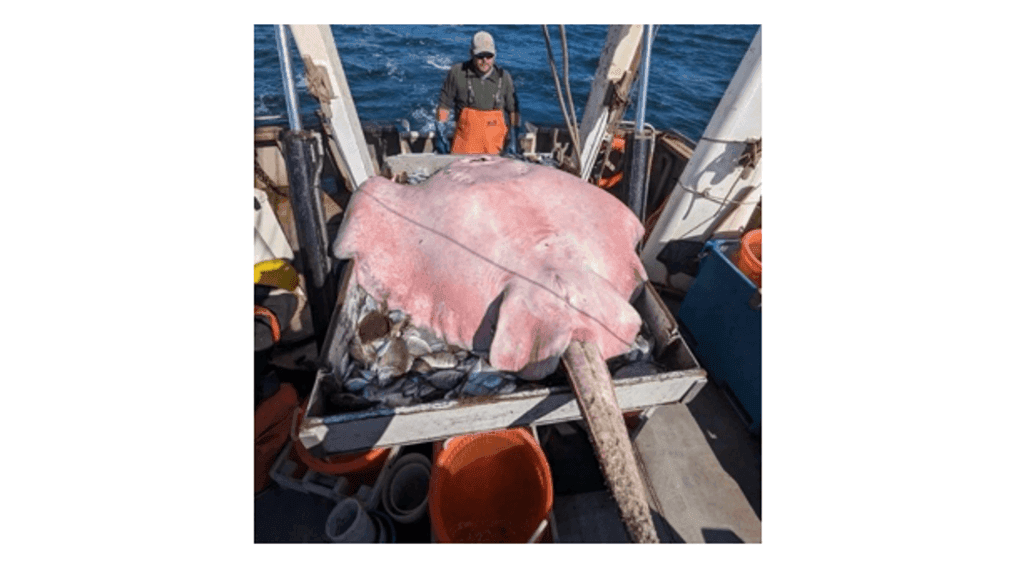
[435,31,521,155]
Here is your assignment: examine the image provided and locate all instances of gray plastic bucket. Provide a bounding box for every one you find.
[325,497,377,543]
[381,453,432,524]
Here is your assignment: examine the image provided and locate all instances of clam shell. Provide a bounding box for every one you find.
[465,357,497,376]
[375,366,397,387]
[388,309,408,325]
[625,334,653,362]
[362,384,381,401]
[411,326,446,353]
[388,310,409,338]
[378,337,411,377]
[457,356,477,373]
[403,332,432,357]
[417,383,438,400]
[350,336,376,364]
[410,358,433,374]
[382,393,413,408]
[421,351,458,370]
[462,372,507,396]
[427,369,466,390]
[344,377,369,393]
[361,293,379,316]
[401,377,420,397]
[496,380,517,395]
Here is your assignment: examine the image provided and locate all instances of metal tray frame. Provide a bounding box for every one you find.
[297,262,707,454]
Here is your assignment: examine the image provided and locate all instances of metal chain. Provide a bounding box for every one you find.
[255,156,287,198]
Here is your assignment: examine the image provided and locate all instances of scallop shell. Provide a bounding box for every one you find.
[344,377,369,393]
[417,383,437,400]
[427,369,466,390]
[360,293,379,317]
[410,358,433,374]
[388,309,408,325]
[350,335,376,364]
[383,394,413,408]
[625,334,653,362]
[403,331,433,357]
[462,371,509,396]
[378,337,411,377]
[421,351,458,370]
[411,326,446,353]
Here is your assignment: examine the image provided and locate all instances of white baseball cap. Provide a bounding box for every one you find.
[471,31,496,56]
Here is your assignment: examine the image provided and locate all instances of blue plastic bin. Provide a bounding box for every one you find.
[677,239,761,433]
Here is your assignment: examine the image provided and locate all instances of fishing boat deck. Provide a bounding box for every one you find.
[254,23,762,544]
[254,149,761,543]
[254,291,762,543]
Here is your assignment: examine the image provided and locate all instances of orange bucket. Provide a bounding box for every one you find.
[429,428,553,543]
[291,404,390,484]
[735,228,762,287]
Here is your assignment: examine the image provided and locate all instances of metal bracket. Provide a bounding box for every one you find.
[738,138,762,180]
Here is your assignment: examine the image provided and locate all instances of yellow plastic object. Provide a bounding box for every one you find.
[255,259,300,291]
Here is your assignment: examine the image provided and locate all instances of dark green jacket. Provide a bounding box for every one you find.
[439,60,518,118]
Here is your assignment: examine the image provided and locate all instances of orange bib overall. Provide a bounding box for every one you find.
[452,107,508,154]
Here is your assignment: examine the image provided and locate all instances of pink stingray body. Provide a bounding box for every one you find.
[334,156,647,379]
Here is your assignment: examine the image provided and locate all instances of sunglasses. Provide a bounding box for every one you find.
[474,52,495,60]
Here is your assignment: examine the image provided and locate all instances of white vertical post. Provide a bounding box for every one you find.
[577,25,644,181]
[640,28,762,287]
[289,24,376,189]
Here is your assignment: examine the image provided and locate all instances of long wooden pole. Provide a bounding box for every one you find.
[562,340,659,543]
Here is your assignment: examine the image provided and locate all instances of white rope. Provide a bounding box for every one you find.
[678,180,763,207]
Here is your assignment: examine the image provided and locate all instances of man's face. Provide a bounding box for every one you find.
[473,52,494,74]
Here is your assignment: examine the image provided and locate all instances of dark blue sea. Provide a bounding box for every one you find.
[254,25,758,143]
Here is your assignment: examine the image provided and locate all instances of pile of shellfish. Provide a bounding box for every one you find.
[321,285,524,412]
[318,283,662,415]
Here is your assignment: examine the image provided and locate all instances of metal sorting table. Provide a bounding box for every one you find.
[297,263,708,455]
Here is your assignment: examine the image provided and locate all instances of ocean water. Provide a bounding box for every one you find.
[254,24,758,142]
